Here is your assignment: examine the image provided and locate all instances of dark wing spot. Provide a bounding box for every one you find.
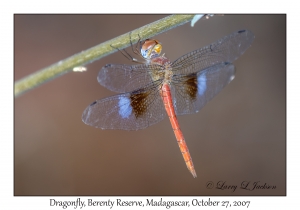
[184,74,198,101]
[90,101,97,106]
[104,64,111,68]
[238,30,246,33]
[130,91,150,118]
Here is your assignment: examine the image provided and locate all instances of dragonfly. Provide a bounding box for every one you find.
[82,30,255,178]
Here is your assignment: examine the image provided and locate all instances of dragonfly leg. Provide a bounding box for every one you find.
[130,33,146,60]
[110,44,144,64]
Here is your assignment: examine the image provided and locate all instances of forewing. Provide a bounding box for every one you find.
[98,63,164,93]
[82,80,166,130]
[171,30,254,75]
[171,62,235,115]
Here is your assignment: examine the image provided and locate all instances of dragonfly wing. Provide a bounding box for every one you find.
[82,80,166,130]
[98,63,164,93]
[171,62,235,115]
[171,30,254,75]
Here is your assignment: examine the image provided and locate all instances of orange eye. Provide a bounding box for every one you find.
[153,44,162,55]
[140,39,162,59]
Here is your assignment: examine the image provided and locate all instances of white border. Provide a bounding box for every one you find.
[3,0,297,209]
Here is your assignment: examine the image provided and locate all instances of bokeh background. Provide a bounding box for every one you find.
[14,15,285,195]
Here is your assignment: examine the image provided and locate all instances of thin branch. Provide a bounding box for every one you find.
[15,15,196,97]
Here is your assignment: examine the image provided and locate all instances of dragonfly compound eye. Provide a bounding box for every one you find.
[153,43,162,56]
[141,39,162,59]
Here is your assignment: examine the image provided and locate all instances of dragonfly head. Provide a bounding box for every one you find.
[140,39,162,59]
